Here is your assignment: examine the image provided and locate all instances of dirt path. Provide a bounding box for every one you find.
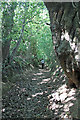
[2,68,55,119]
[2,67,77,119]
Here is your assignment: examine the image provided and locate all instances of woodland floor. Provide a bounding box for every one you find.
[2,66,77,119]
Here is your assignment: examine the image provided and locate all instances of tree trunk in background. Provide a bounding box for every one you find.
[44,2,80,119]
[2,40,11,64]
[9,19,25,63]
[2,3,17,65]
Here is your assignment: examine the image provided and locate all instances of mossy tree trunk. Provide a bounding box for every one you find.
[44,2,80,88]
[44,2,80,119]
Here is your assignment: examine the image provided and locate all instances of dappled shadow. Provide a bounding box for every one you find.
[47,66,78,119]
[2,68,54,119]
[2,67,78,119]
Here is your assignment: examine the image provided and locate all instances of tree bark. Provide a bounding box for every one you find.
[44,2,80,119]
[44,2,80,88]
[9,18,32,63]
[2,3,17,64]
[10,19,25,62]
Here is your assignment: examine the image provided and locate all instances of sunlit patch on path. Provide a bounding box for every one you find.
[2,68,77,119]
[2,68,54,119]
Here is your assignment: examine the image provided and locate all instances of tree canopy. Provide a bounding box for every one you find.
[2,2,56,78]
[1,1,80,119]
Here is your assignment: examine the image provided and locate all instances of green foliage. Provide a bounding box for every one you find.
[2,2,17,42]
[10,2,53,64]
[2,1,55,80]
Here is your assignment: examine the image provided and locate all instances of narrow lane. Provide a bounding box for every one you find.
[2,68,54,119]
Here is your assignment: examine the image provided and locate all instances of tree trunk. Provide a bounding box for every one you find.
[44,2,80,119]
[2,3,17,64]
[10,19,25,63]
[9,18,32,63]
[44,2,80,88]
